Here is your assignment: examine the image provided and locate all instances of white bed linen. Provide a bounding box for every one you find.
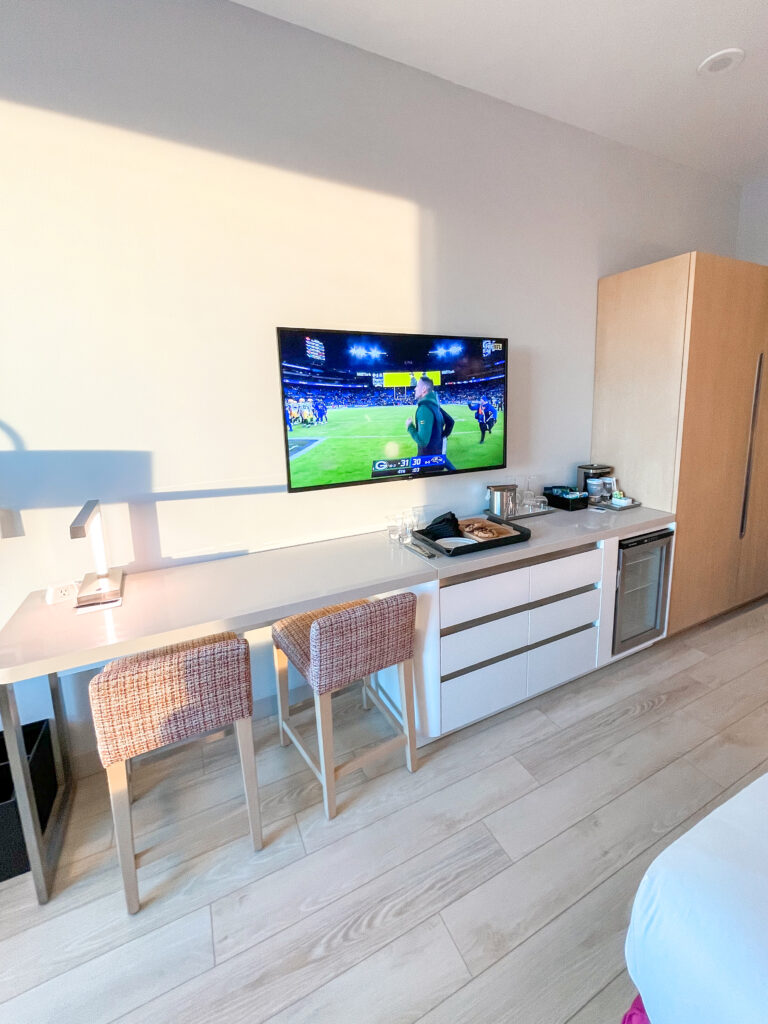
[625,772,768,1024]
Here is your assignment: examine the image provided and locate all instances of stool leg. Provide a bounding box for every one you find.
[234,717,263,852]
[314,691,336,819]
[106,761,140,914]
[397,659,418,773]
[273,646,290,747]
[361,675,372,711]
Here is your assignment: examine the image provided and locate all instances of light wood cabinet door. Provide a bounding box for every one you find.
[669,254,768,633]
[592,254,691,512]
[736,319,768,604]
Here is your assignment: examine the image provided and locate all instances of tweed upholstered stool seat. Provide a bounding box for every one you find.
[89,632,261,914]
[272,593,419,819]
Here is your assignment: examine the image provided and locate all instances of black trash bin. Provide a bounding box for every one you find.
[0,719,58,882]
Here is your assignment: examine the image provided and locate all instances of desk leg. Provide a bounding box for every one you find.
[0,680,75,905]
[48,672,72,788]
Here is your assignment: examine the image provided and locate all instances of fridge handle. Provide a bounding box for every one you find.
[740,352,764,539]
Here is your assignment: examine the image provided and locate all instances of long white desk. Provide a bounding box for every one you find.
[0,509,674,906]
[0,532,434,686]
[0,531,434,905]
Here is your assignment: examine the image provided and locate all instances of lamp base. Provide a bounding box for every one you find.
[75,569,124,608]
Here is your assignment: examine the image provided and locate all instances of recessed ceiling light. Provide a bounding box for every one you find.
[697,48,745,76]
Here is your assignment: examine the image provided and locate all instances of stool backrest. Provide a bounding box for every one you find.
[89,633,252,767]
[308,593,417,695]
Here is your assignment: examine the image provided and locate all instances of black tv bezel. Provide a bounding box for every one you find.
[277,327,509,494]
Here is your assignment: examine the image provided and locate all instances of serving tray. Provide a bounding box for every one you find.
[485,507,556,523]
[412,517,532,557]
[605,499,642,511]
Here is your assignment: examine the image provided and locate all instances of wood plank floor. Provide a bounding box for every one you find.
[2,598,768,1024]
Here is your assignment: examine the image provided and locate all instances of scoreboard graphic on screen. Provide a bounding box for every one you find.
[379,370,441,388]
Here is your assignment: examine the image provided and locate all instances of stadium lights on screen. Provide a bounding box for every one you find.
[277,327,507,492]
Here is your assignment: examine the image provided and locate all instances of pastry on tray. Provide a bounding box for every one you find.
[459,518,513,541]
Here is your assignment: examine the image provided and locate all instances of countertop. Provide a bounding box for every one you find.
[0,532,434,685]
[422,506,675,580]
[0,506,675,684]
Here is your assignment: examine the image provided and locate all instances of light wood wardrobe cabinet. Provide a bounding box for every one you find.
[591,252,768,635]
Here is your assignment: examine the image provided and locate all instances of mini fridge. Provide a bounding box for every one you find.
[613,529,674,655]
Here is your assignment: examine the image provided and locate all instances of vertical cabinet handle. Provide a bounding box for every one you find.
[740,352,764,539]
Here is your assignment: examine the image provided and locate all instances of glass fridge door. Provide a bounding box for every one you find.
[613,534,672,655]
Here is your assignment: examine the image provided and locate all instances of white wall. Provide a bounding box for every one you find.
[738,178,768,264]
[0,0,741,773]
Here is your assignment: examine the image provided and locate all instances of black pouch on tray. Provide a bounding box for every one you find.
[421,512,463,541]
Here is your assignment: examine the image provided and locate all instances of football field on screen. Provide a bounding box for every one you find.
[285,404,505,489]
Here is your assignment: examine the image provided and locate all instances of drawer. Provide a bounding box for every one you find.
[440,566,530,629]
[529,549,603,602]
[528,588,601,645]
[527,626,598,697]
[441,610,528,676]
[441,653,527,733]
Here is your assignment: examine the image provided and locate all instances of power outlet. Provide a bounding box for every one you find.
[46,582,78,605]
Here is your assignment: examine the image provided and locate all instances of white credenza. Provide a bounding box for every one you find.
[252,506,675,743]
[438,544,605,733]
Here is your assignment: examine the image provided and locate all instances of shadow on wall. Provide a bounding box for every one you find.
[0,2,442,206]
[0,1,733,272]
[0,422,286,775]
[0,422,285,570]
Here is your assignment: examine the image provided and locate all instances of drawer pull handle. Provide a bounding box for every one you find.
[740,352,764,539]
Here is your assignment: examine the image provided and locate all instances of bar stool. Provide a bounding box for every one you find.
[89,632,261,914]
[272,594,418,819]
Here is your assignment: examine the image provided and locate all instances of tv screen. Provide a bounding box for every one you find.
[277,328,507,492]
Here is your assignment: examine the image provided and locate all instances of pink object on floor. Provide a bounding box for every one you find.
[622,995,650,1024]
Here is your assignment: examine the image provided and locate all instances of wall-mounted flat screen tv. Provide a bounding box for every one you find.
[278,328,507,492]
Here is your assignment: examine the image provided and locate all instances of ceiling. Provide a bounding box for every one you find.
[230,0,768,184]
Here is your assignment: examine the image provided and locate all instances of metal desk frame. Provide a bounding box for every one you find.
[0,672,74,903]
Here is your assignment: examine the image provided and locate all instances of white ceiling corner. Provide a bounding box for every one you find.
[229,0,768,184]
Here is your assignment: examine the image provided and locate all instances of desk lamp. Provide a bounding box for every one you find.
[69,500,124,607]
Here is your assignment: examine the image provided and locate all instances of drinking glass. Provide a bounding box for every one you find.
[410,506,427,531]
[401,509,417,541]
[386,515,403,544]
